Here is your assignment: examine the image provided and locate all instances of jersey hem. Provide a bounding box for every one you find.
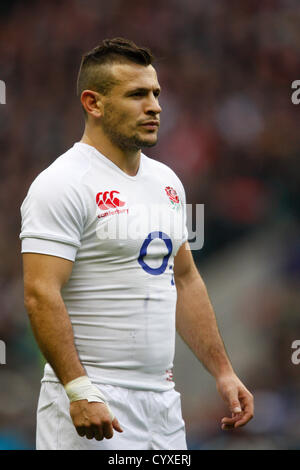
[19,232,81,247]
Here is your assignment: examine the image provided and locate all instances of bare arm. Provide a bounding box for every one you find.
[174,245,233,378]
[23,253,85,384]
[174,243,254,430]
[22,252,122,440]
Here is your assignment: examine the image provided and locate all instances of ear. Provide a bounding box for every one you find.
[80,90,104,119]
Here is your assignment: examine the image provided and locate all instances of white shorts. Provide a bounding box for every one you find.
[36,381,187,450]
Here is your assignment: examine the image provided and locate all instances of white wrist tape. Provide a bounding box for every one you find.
[64,376,114,420]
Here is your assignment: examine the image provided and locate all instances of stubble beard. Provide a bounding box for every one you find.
[101,106,158,151]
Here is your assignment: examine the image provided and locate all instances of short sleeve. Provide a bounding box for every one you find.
[20,170,86,262]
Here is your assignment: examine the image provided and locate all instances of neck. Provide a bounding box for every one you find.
[80,124,141,177]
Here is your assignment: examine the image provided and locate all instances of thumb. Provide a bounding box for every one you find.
[227,390,242,414]
[112,417,123,433]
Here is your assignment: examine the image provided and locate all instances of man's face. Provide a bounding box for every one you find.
[100,63,162,151]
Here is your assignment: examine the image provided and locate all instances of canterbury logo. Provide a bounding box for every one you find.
[96,190,126,210]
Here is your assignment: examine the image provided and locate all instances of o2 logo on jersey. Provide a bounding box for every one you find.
[96,190,126,210]
[138,231,173,276]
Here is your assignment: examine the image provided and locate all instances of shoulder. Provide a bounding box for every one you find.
[21,144,91,219]
[34,143,90,185]
[142,153,183,182]
[28,143,91,196]
[142,153,185,192]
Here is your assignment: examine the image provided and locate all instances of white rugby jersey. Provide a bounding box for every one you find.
[20,142,188,391]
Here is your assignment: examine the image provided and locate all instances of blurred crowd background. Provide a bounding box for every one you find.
[0,0,299,450]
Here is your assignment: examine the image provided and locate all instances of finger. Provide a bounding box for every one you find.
[233,396,254,427]
[222,410,243,420]
[233,411,254,428]
[221,417,241,430]
[76,426,86,437]
[93,426,104,441]
[225,390,242,414]
[222,408,253,430]
[239,395,254,417]
[221,415,241,425]
[221,415,242,428]
[112,417,123,433]
[221,422,236,431]
[85,429,95,440]
[231,403,242,414]
[103,421,114,439]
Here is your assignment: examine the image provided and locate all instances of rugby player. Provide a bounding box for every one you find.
[20,38,253,450]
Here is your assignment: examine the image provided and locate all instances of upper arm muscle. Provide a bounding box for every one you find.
[174,242,198,284]
[22,253,74,299]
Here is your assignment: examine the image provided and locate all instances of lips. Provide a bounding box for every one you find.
[140,121,160,129]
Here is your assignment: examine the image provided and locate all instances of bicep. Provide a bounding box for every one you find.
[22,253,74,300]
[174,242,199,286]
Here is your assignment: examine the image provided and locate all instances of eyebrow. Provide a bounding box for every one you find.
[124,87,161,96]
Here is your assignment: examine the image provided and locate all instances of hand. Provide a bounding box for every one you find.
[70,400,123,441]
[216,373,254,431]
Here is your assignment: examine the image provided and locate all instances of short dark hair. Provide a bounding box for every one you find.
[77,38,154,117]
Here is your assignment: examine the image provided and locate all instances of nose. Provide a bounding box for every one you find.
[145,93,162,115]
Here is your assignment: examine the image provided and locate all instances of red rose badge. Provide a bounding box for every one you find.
[165,186,179,206]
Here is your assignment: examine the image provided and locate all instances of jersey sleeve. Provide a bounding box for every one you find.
[20,170,87,262]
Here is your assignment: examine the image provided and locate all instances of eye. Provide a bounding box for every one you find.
[130,91,145,98]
